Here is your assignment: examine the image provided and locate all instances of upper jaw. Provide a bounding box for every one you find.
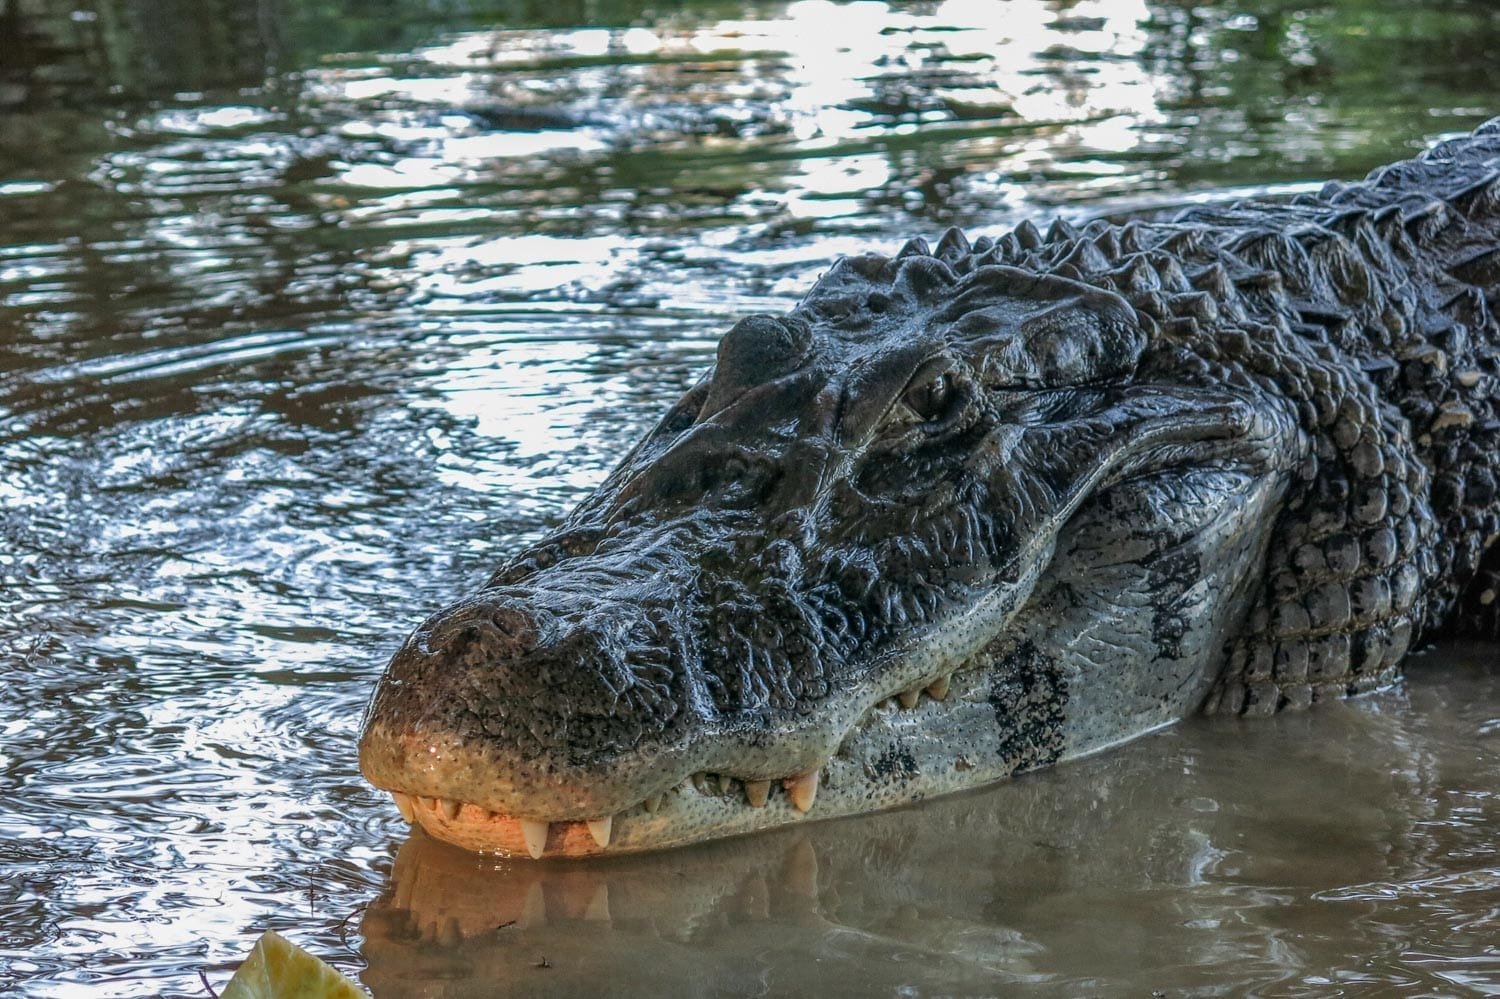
[357,614,949,821]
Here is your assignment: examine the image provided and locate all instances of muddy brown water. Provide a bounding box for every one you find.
[1,1,1498,996]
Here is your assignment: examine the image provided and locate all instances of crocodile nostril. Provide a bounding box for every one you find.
[490,606,537,646]
[426,601,542,660]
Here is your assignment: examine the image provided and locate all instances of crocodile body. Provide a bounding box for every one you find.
[360,122,1500,858]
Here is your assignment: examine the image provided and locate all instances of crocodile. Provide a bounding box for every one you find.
[359,121,1500,859]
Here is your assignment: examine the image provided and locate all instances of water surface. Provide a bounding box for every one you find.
[1,1,1498,995]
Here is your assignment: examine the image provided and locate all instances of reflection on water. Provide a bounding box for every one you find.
[0,1,1497,996]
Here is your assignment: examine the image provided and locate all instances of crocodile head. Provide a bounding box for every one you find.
[359,230,1304,857]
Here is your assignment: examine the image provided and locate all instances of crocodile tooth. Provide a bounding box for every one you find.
[897,686,921,709]
[691,772,710,795]
[520,819,549,859]
[439,798,461,821]
[744,779,770,808]
[586,815,613,849]
[926,674,951,701]
[642,793,664,813]
[419,795,437,811]
[717,773,736,795]
[392,792,415,823]
[784,770,820,813]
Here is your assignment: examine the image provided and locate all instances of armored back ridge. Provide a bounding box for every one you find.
[359,122,1500,858]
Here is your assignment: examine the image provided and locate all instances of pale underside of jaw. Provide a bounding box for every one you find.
[384,671,986,858]
[379,651,1178,859]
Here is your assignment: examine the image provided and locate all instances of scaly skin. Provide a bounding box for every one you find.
[359,122,1500,858]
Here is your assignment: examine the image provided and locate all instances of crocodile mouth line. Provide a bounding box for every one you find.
[381,670,958,859]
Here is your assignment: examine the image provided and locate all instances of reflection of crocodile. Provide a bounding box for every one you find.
[360,121,1500,858]
[360,666,1489,995]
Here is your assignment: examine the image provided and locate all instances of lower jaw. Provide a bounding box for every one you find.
[395,776,871,858]
[381,659,1185,859]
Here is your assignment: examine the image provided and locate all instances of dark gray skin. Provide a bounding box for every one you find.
[360,122,1500,858]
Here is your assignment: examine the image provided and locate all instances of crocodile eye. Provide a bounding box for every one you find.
[903,370,953,422]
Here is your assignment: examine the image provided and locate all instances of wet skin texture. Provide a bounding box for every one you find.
[360,122,1500,858]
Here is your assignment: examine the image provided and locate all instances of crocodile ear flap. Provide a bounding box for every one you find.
[1202,363,1438,716]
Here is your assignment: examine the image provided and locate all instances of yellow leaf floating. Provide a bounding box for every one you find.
[220,930,367,999]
